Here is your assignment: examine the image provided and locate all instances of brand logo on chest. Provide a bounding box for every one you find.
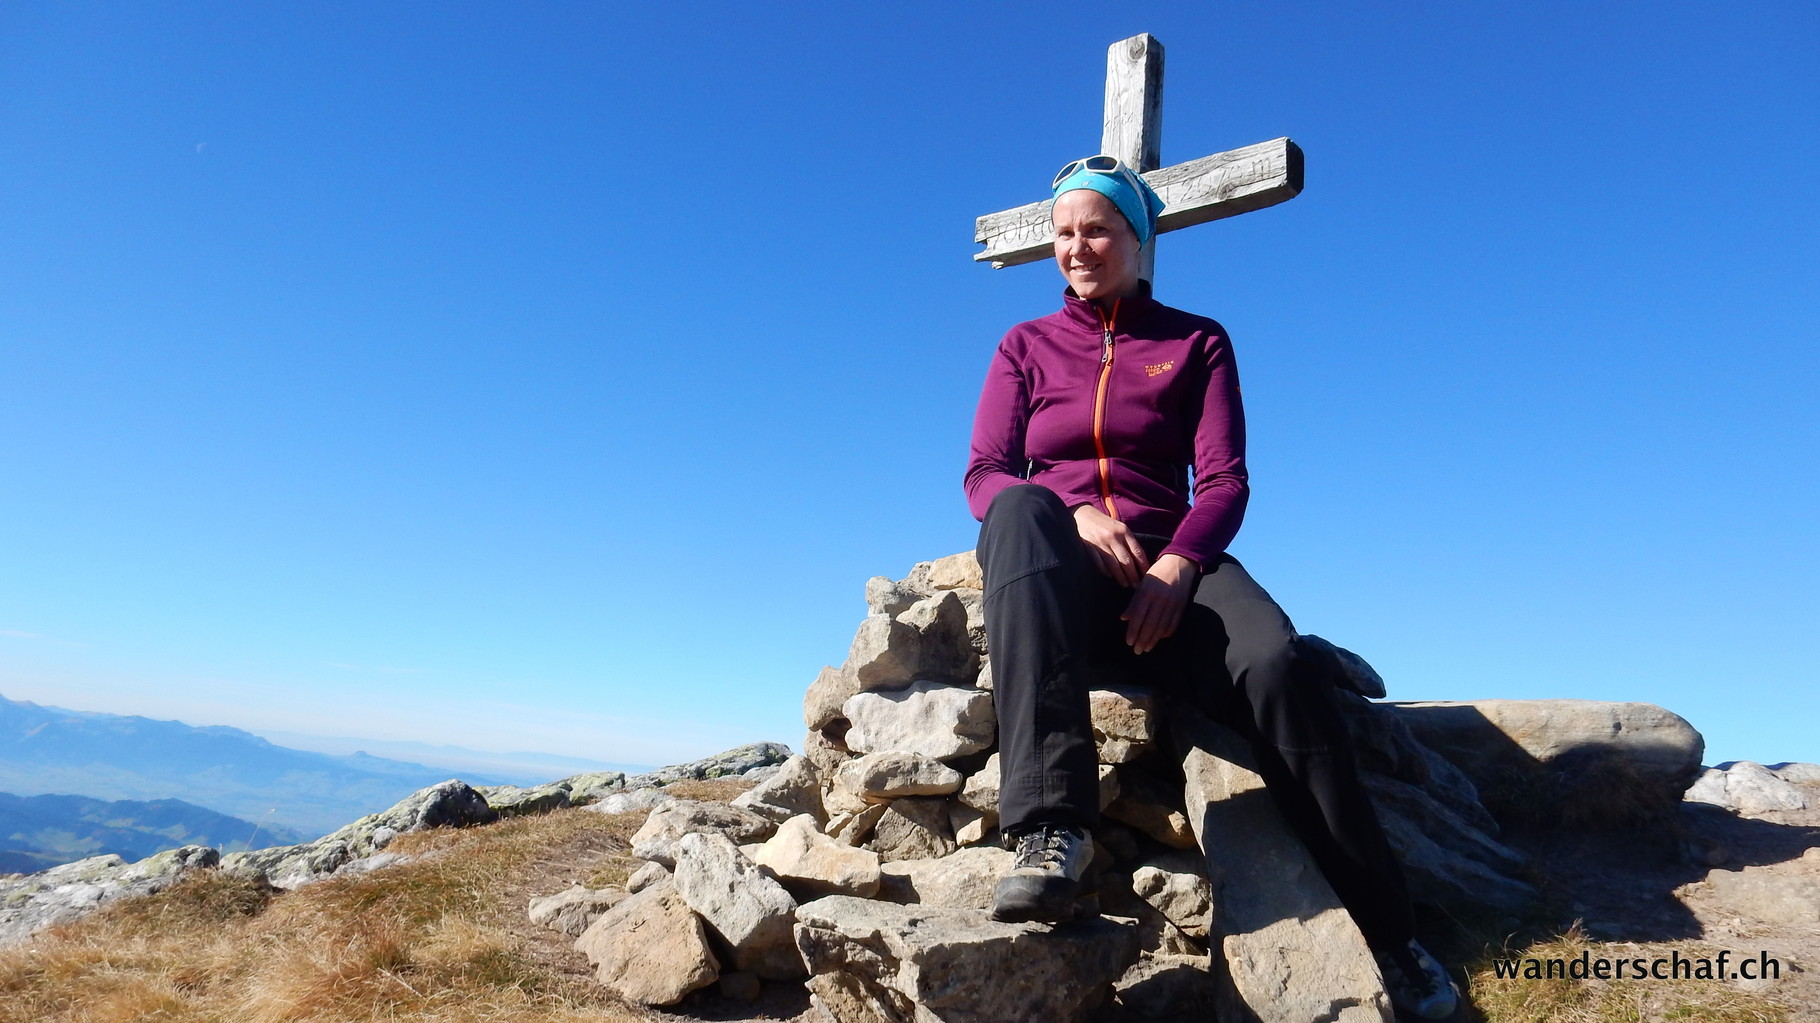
[1143,360,1176,378]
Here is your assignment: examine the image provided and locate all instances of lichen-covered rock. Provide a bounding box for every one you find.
[477,781,571,817]
[558,771,627,805]
[627,742,791,787]
[222,779,495,889]
[0,845,221,947]
[794,895,1139,1023]
[575,879,719,1006]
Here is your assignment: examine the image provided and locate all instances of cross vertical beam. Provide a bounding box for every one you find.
[1102,34,1164,283]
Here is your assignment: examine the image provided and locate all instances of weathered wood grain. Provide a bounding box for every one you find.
[973,137,1304,268]
[1101,33,1164,281]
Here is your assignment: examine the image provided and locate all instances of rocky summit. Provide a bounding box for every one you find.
[5,552,1817,1022]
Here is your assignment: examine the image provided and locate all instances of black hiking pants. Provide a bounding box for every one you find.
[977,484,1415,950]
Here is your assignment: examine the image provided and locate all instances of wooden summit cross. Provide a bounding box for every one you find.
[974,33,1303,281]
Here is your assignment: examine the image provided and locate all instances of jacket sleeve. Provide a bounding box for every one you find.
[964,339,1034,521]
[1159,329,1249,567]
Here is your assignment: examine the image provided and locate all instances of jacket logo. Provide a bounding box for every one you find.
[1144,360,1175,377]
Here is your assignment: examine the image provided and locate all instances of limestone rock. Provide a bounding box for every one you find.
[805,664,860,732]
[802,727,851,776]
[876,846,1012,910]
[631,799,777,868]
[222,779,495,889]
[1112,952,1219,1020]
[1690,865,1820,925]
[1363,771,1537,914]
[753,815,881,899]
[0,845,221,948]
[1090,688,1158,764]
[926,550,982,590]
[575,879,719,1006]
[1686,761,1809,815]
[867,797,957,863]
[949,802,996,846]
[673,832,804,980]
[1393,699,1704,822]
[586,786,675,817]
[826,803,888,847]
[794,895,1140,1023]
[732,754,826,823]
[846,614,926,692]
[528,884,626,937]
[844,681,996,761]
[836,751,964,800]
[895,591,981,684]
[865,575,923,617]
[956,588,988,655]
[975,657,993,691]
[1174,708,1395,1023]
[1129,852,1212,939]
[626,860,670,894]
[1103,769,1196,850]
[1299,633,1387,699]
[957,753,1001,812]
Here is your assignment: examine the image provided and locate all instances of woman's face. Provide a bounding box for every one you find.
[1052,189,1142,302]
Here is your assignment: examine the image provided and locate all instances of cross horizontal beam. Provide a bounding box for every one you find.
[972,137,1305,268]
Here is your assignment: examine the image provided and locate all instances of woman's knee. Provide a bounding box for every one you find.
[984,484,1067,529]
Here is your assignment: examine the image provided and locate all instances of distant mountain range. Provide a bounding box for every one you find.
[0,694,521,837]
[0,790,306,874]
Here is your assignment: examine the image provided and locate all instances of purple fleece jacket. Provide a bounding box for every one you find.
[964,286,1249,570]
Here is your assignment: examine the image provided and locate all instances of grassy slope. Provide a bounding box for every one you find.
[0,777,1791,1023]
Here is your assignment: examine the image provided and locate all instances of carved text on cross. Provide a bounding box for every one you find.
[973,34,1304,279]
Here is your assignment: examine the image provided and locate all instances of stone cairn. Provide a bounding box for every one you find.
[555,551,1708,1023]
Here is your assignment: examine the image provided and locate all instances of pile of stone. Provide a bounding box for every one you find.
[545,552,1713,1022]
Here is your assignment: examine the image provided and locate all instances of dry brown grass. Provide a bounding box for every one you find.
[0,799,674,1023]
[1467,926,1792,1023]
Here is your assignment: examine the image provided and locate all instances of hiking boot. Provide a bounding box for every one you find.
[1376,939,1461,1021]
[989,824,1094,924]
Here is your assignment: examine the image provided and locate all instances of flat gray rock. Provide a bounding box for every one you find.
[844,681,996,762]
[794,895,1139,1023]
[575,879,719,1006]
[630,799,777,868]
[1174,708,1395,1023]
[673,832,804,980]
[0,845,220,947]
[528,884,626,937]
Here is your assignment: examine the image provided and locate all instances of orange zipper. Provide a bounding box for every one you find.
[1092,299,1121,520]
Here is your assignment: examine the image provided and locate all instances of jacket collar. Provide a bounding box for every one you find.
[1060,279,1159,332]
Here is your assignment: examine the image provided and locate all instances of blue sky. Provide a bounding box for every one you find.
[2,2,1814,770]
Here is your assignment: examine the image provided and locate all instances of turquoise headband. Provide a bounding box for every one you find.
[1052,157,1164,245]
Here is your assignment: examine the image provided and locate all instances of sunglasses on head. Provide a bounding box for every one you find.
[1052,155,1147,195]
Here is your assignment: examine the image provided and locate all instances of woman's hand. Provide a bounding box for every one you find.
[1072,503,1149,587]
[1122,554,1198,655]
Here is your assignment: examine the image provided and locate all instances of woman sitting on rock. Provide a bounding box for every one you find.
[964,155,1459,1020]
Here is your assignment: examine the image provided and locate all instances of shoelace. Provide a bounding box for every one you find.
[1014,828,1074,871]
